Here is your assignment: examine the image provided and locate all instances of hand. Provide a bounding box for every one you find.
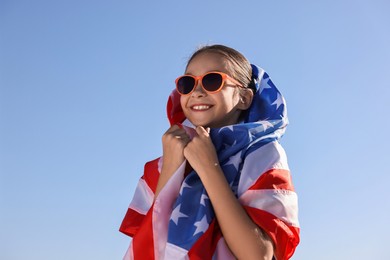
[183,126,219,178]
[154,125,190,198]
[161,124,191,174]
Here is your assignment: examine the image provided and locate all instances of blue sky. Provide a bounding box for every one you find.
[1,0,389,259]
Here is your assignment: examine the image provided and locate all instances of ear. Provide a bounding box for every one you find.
[237,88,254,110]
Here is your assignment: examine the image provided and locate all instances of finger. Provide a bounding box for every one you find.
[176,130,191,139]
[196,126,209,137]
[167,128,187,137]
[174,132,190,142]
[182,136,191,145]
[169,123,183,133]
[165,124,180,134]
[176,136,191,147]
[163,128,189,145]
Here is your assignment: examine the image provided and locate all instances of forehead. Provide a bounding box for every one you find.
[185,52,231,75]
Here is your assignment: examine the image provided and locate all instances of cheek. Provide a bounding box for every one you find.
[232,89,241,104]
[221,90,240,108]
[180,96,187,109]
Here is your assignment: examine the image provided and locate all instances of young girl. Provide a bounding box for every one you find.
[120,45,300,260]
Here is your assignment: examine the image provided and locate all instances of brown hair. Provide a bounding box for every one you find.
[186,44,253,91]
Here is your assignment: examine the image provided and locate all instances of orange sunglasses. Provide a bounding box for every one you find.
[175,71,243,95]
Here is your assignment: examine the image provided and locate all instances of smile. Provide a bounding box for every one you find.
[191,105,212,111]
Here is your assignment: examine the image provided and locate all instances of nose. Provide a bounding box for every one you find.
[191,80,206,97]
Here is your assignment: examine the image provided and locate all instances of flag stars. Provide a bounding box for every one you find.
[226,152,242,171]
[217,126,234,138]
[179,181,192,195]
[247,131,254,142]
[200,193,209,206]
[259,79,272,94]
[193,215,209,236]
[171,203,188,225]
[271,93,283,109]
[251,119,273,135]
[219,125,234,133]
[259,120,274,131]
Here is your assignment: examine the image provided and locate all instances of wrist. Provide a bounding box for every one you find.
[195,162,223,182]
[161,158,184,174]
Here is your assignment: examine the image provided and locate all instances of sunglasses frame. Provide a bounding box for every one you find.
[175,71,243,96]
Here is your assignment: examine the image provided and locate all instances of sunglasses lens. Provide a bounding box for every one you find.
[202,73,223,92]
[177,76,195,95]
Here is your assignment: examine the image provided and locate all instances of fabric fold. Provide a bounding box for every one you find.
[120,65,300,260]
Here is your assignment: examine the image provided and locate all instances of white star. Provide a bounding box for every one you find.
[193,215,209,235]
[218,125,234,134]
[179,181,191,195]
[259,120,274,131]
[259,78,272,94]
[171,204,188,225]
[200,193,209,206]
[250,118,271,135]
[226,152,242,171]
[271,93,283,109]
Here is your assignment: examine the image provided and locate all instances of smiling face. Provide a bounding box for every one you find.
[180,52,243,128]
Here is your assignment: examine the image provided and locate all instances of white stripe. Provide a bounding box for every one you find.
[238,141,289,197]
[239,189,299,227]
[153,161,187,259]
[123,242,134,260]
[129,178,154,215]
[164,243,189,260]
[212,238,235,260]
[157,156,163,172]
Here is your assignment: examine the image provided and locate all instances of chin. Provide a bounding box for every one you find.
[185,117,205,126]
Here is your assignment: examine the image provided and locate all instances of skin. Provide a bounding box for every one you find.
[179,53,244,129]
[156,52,274,259]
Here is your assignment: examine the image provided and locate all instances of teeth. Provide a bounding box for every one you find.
[192,105,210,110]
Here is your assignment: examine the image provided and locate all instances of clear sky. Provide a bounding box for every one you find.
[1,0,389,259]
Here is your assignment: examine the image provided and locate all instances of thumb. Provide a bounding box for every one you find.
[196,126,209,137]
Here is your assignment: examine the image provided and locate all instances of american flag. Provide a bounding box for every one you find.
[120,65,300,259]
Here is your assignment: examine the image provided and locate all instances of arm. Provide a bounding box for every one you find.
[184,126,274,260]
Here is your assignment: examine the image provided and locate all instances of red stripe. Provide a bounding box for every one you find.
[119,208,145,237]
[248,168,295,191]
[120,158,160,238]
[120,158,161,259]
[188,219,221,260]
[141,158,160,193]
[131,204,155,259]
[244,206,300,260]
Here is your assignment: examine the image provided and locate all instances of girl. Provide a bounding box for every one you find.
[120,45,300,260]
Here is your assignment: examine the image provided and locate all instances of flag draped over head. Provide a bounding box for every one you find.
[120,65,300,260]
